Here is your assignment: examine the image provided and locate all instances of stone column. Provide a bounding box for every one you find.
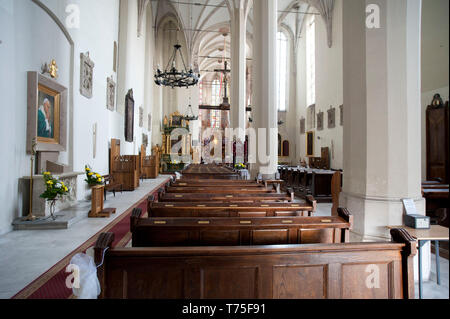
[251,0,278,179]
[231,6,247,142]
[341,0,427,279]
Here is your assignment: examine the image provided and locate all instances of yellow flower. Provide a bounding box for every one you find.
[95,173,101,178]
[88,172,93,176]
[64,187,68,192]
[44,172,51,176]
[85,167,90,172]
[97,178,102,182]
[47,180,53,185]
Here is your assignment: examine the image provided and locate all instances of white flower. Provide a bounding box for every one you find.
[55,183,62,189]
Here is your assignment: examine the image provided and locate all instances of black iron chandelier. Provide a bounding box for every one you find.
[154,44,200,88]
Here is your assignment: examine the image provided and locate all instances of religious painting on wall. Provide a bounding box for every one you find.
[139,107,144,128]
[106,76,116,111]
[317,111,324,131]
[142,133,148,147]
[328,107,336,129]
[300,118,305,135]
[27,71,68,155]
[306,131,314,157]
[125,89,134,143]
[80,52,94,99]
[307,105,315,130]
[339,105,343,126]
[37,84,60,143]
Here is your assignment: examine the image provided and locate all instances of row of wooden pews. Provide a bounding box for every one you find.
[94,164,417,299]
[278,166,342,202]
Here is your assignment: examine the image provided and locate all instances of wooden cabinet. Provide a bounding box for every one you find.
[426,102,449,183]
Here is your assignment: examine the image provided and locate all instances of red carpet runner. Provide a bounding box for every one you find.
[11,178,168,299]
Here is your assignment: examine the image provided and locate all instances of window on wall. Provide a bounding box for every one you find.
[277,31,288,112]
[199,80,203,105]
[211,79,221,106]
[306,16,316,107]
[210,110,221,129]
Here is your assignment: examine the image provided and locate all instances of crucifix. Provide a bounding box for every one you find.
[214,61,231,110]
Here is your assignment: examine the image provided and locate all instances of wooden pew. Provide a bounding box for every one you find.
[148,197,317,218]
[172,181,264,188]
[159,192,294,203]
[165,186,275,194]
[174,179,260,185]
[131,208,352,247]
[94,228,416,299]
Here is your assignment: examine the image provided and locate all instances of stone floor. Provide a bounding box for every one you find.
[0,176,170,299]
[0,197,447,299]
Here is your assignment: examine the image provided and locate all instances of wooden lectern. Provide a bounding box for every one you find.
[89,185,116,218]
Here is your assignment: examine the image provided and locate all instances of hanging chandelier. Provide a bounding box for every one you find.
[154,44,200,88]
[183,103,198,121]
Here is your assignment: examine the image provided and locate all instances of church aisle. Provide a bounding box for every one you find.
[0,176,170,299]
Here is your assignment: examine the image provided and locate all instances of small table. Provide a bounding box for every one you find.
[387,225,449,299]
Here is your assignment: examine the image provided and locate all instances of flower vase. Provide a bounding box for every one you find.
[47,198,58,221]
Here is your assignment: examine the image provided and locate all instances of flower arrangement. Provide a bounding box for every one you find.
[40,172,70,200]
[234,163,246,170]
[85,165,104,186]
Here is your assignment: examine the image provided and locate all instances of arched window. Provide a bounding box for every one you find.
[211,79,221,106]
[199,80,203,105]
[277,31,288,112]
[306,16,316,107]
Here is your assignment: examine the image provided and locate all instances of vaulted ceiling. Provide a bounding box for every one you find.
[148,0,321,81]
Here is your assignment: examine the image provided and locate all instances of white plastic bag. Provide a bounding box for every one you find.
[69,253,101,299]
[175,172,182,180]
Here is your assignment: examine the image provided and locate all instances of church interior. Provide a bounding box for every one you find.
[0,0,448,302]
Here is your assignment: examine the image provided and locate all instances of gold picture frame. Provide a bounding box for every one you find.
[36,83,61,145]
[27,72,67,154]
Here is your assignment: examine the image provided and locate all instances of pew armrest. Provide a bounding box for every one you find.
[286,188,295,202]
[130,208,143,232]
[305,195,317,212]
[337,207,353,230]
[94,233,114,267]
[94,233,114,299]
[390,228,417,299]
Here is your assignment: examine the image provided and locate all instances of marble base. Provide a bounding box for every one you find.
[21,172,84,218]
[12,201,90,230]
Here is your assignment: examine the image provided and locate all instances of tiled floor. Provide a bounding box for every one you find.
[0,176,170,299]
[0,196,447,299]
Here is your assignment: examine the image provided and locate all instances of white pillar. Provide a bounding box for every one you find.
[231,7,247,142]
[251,0,278,179]
[342,0,428,280]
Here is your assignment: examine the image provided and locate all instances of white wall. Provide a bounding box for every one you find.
[0,0,158,235]
[420,0,449,180]
[295,0,343,169]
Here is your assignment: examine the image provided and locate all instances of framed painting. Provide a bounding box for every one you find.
[139,107,144,128]
[125,89,134,143]
[306,131,314,157]
[27,72,67,153]
[300,118,305,135]
[328,107,336,129]
[317,111,324,131]
[148,114,152,131]
[106,76,116,111]
[80,52,94,99]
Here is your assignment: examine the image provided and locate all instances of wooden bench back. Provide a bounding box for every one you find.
[94,228,416,299]
[131,208,352,247]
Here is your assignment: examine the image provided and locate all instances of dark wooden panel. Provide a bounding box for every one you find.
[202,267,259,299]
[273,265,326,299]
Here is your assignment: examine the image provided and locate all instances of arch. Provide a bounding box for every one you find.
[31,0,75,169]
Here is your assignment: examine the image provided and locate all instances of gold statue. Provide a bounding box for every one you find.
[49,59,58,78]
[163,116,169,127]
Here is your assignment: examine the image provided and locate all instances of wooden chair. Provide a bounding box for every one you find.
[103,175,123,200]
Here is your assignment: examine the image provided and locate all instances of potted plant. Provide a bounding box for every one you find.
[40,172,70,220]
[234,163,246,170]
[84,165,104,187]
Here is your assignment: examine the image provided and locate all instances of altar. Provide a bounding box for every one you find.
[160,111,193,172]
